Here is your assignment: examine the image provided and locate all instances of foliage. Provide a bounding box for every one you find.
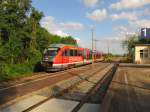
[122,35,137,61]
[0,0,77,80]
[61,36,77,45]
[122,35,150,62]
[104,53,113,62]
[137,38,150,44]
[0,63,33,81]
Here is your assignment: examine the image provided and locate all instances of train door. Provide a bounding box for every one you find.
[62,49,69,69]
[83,49,87,64]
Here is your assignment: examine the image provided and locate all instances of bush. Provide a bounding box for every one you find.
[0,56,44,81]
[33,61,45,72]
[104,53,113,61]
[0,63,33,81]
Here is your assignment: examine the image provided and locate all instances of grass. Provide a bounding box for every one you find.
[0,60,44,81]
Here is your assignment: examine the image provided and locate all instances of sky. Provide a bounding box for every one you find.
[32,0,150,54]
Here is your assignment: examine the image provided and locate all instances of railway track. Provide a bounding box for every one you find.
[0,63,109,111]
[19,63,118,112]
[71,64,118,112]
[0,63,108,94]
[0,64,95,90]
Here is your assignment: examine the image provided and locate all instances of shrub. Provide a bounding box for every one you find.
[0,56,44,81]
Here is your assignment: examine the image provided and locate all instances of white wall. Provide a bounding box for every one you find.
[135,46,150,64]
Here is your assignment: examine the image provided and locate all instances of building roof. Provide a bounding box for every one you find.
[135,44,150,46]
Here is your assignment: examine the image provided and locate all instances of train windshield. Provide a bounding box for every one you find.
[45,47,60,56]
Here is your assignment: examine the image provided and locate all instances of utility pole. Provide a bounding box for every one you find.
[94,40,96,51]
[91,26,94,65]
[91,27,94,51]
[107,40,110,54]
[93,39,100,51]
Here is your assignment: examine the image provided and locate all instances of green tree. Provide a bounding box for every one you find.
[0,0,80,79]
[29,7,43,50]
[0,0,31,44]
[36,27,51,53]
[61,36,77,45]
[122,35,138,61]
[0,0,32,63]
[139,38,150,44]
[50,34,61,43]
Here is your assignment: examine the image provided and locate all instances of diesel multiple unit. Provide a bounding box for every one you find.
[41,44,103,71]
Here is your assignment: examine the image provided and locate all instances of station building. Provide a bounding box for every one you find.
[134,44,150,64]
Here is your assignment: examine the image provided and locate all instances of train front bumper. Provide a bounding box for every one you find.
[41,61,63,71]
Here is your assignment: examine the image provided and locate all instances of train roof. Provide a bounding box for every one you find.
[48,44,103,53]
[48,44,65,48]
[48,44,79,48]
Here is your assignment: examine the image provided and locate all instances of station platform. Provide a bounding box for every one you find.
[100,66,150,112]
[119,63,150,68]
[0,97,100,112]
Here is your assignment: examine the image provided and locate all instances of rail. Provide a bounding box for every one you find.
[22,64,110,112]
[71,63,118,112]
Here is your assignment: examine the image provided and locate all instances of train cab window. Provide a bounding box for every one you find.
[46,47,60,57]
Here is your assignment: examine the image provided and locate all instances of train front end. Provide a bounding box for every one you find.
[41,47,60,71]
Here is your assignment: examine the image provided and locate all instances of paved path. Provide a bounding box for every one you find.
[101,67,150,112]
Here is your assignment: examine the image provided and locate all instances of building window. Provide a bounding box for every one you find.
[140,49,148,59]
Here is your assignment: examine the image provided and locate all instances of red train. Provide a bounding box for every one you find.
[41,44,103,71]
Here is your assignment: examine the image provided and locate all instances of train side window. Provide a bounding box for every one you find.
[81,51,83,56]
[63,49,69,56]
[83,50,87,59]
[90,52,92,59]
[74,50,77,56]
[67,50,69,56]
[77,50,82,56]
[70,49,74,56]
[77,51,79,56]
[87,53,89,59]
[62,50,65,56]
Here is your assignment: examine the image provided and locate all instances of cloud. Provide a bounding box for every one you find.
[141,8,150,16]
[75,37,82,45]
[41,16,69,37]
[113,26,129,40]
[110,0,150,10]
[86,9,107,21]
[83,0,99,7]
[110,8,150,21]
[113,25,139,41]
[54,30,69,37]
[114,26,128,34]
[111,12,138,20]
[129,19,150,28]
[61,22,84,30]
